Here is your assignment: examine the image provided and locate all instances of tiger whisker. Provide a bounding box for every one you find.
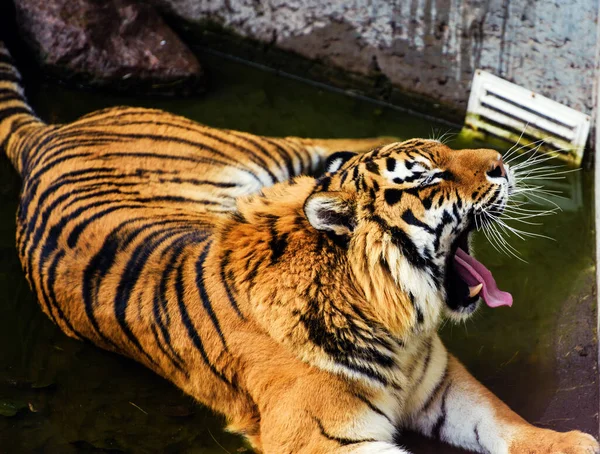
[511,148,571,170]
[504,138,547,165]
[484,218,527,262]
[502,123,533,162]
[511,185,564,198]
[510,146,565,170]
[493,217,555,241]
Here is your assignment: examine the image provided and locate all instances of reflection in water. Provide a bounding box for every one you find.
[0,52,595,452]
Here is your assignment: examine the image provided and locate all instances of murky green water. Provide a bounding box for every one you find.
[0,52,596,453]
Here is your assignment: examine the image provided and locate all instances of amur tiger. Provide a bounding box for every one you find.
[0,41,597,454]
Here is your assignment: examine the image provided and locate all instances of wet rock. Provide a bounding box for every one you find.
[148,0,597,118]
[14,0,204,95]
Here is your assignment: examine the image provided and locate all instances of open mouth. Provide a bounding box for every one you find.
[446,227,513,311]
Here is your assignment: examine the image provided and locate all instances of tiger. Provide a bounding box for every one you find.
[0,40,598,454]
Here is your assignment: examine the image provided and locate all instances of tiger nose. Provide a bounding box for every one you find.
[486,158,506,179]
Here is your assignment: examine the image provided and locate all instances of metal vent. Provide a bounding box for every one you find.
[463,70,591,165]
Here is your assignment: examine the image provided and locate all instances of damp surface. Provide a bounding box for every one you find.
[0,52,597,453]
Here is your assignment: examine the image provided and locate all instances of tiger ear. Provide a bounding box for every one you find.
[325,151,358,173]
[304,191,356,235]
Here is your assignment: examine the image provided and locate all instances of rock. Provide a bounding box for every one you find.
[148,0,597,117]
[14,0,205,95]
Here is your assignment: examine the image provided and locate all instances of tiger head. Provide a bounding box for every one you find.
[304,139,514,332]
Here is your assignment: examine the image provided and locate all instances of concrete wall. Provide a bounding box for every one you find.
[151,0,600,120]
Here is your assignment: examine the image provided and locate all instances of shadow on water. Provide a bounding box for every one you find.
[0,51,596,453]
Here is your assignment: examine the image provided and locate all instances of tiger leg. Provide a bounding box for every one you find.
[406,350,599,453]
[254,375,410,454]
[332,442,410,454]
[258,405,410,454]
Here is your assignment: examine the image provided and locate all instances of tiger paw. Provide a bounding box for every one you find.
[510,429,599,454]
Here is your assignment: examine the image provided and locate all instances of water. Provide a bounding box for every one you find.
[0,52,596,453]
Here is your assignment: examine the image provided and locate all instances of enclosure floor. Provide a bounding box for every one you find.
[0,50,596,453]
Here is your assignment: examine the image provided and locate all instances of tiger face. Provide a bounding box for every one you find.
[304,139,514,331]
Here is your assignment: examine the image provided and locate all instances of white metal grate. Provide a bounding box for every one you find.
[463,70,591,166]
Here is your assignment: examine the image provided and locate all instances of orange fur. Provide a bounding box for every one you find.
[1,41,597,453]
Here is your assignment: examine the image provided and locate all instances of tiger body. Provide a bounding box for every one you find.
[1,42,598,453]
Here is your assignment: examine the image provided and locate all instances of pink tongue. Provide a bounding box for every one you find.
[453,248,513,308]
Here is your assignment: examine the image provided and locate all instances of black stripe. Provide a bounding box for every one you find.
[195,242,228,348]
[150,323,188,376]
[287,140,313,174]
[157,176,242,188]
[40,250,86,339]
[474,424,490,454]
[420,358,449,413]
[227,131,290,179]
[151,231,210,375]
[90,130,251,168]
[20,168,116,254]
[81,218,143,349]
[174,251,232,386]
[476,186,494,204]
[339,170,350,187]
[415,339,434,383]
[433,210,453,250]
[402,171,425,183]
[100,120,281,184]
[352,166,360,191]
[20,166,229,254]
[26,151,93,191]
[431,381,452,440]
[24,131,252,192]
[267,216,288,264]
[317,176,331,191]
[80,217,197,348]
[437,170,455,181]
[354,392,392,424]
[299,300,395,385]
[0,106,30,122]
[134,194,221,206]
[0,71,21,82]
[365,160,380,175]
[371,214,432,272]
[27,187,134,274]
[220,250,245,318]
[60,106,150,127]
[18,123,63,174]
[384,188,402,206]
[312,416,376,446]
[97,151,263,185]
[0,92,24,103]
[408,292,425,325]
[27,132,128,172]
[67,203,142,248]
[34,191,138,309]
[275,140,305,175]
[113,227,196,366]
[402,209,434,233]
[386,157,396,172]
[455,191,463,209]
[260,137,296,178]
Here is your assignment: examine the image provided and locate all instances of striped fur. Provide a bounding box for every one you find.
[1,41,598,454]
